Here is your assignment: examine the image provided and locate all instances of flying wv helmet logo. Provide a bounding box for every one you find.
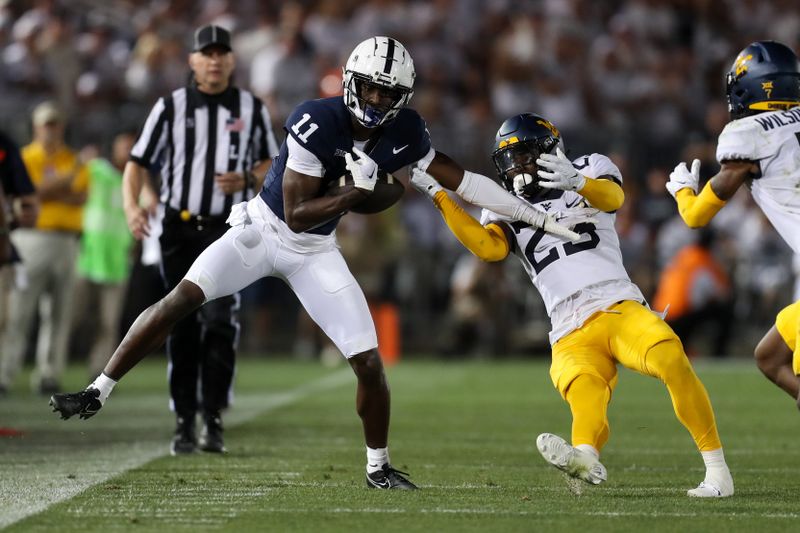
[536,119,560,138]
[734,53,752,77]
[498,136,520,149]
[762,81,774,98]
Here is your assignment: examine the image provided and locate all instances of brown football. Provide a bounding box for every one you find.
[325,170,405,214]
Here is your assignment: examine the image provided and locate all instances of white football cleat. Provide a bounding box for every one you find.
[536,433,607,485]
[687,468,734,498]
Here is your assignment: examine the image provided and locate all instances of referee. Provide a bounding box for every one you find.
[123,25,278,455]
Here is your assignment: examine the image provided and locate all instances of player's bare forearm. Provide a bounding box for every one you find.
[709,160,757,200]
[285,189,369,232]
[282,167,367,233]
[425,151,465,191]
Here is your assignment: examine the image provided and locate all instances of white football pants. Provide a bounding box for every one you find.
[185,197,378,357]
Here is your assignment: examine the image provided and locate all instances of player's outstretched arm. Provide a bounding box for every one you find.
[666,159,755,228]
[410,169,509,261]
[422,151,581,241]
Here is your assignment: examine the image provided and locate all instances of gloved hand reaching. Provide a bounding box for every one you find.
[666,159,700,199]
[410,167,443,197]
[537,148,586,191]
[345,147,379,193]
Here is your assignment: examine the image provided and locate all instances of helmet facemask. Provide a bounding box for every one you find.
[342,37,415,128]
[492,137,558,199]
[344,73,413,128]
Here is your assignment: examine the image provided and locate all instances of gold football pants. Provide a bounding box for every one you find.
[775,299,800,374]
[551,300,722,452]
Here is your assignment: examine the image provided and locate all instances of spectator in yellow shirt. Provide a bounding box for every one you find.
[0,101,88,395]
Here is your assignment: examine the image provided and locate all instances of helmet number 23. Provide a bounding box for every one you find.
[291,113,319,144]
[520,223,600,274]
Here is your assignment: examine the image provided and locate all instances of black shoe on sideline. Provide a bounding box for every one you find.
[198,413,226,453]
[50,388,102,420]
[170,416,197,455]
[366,464,418,490]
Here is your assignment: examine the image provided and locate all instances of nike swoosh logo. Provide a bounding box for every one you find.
[368,477,392,489]
[392,145,409,155]
[564,198,581,208]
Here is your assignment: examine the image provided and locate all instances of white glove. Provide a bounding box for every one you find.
[537,148,586,191]
[410,167,443,198]
[556,206,600,229]
[521,207,581,241]
[666,159,700,198]
[345,147,379,192]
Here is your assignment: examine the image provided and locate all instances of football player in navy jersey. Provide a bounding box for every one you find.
[50,36,582,490]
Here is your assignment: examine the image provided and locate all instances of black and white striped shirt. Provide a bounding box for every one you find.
[130,85,279,217]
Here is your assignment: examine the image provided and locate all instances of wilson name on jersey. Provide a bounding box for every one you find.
[260,97,431,235]
[716,108,800,254]
[480,153,632,316]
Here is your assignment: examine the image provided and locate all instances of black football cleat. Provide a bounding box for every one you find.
[170,416,197,455]
[198,414,226,453]
[49,388,102,420]
[366,464,418,490]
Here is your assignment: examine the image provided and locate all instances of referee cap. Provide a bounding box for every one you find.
[193,24,232,52]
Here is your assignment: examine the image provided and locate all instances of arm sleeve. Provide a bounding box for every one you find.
[579,177,624,212]
[675,182,727,228]
[431,190,509,262]
[455,170,544,226]
[130,97,168,167]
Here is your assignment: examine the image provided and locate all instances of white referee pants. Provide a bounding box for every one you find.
[184,198,378,358]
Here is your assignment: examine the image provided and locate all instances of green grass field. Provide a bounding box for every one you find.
[2,357,799,532]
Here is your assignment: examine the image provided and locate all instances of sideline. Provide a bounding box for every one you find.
[0,368,353,529]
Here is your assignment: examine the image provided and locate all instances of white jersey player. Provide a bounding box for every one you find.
[478,152,644,344]
[666,40,800,411]
[412,112,734,497]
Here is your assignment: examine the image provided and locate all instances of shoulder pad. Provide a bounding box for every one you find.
[574,153,623,183]
[716,117,760,162]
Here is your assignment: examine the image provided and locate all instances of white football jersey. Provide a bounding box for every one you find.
[481,153,645,343]
[716,107,800,254]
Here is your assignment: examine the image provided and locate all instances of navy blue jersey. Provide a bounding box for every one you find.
[260,97,431,235]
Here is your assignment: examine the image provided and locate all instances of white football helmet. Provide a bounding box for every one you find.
[342,36,415,128]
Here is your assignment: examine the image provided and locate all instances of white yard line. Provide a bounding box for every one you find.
[254,507,800,519]
[0,368,353,529]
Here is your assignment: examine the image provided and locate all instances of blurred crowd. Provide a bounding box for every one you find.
[2,0,799,365]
